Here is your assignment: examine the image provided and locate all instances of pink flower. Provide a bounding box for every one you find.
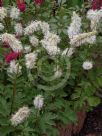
[34,0,44,5]
[5,52,21,63]
[16,0,26,12]
[91,0,102,10]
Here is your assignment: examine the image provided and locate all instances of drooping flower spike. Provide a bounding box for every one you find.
[2,33,23,52]
[10,106,30,126]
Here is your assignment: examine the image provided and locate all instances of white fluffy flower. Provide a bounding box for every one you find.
[0,7,7,21]
[2,33,23,52]
[29,36,39,47]
[68,11,82,39]
[0,23,4,31]
[14,23,23,36]
[8,60,22,74]
[10,7,20,19]
[11,106,30,126]
[70,31,96,47]
[82,61,93,70]
[54,66,62,79]
[25,52,37,69]
[40,21,50,34]
[54,70,62,78]
[24,21,41,35]
[41,32,61,57]
[87,9,102,22]
[87,9,102,30]
[62,47,75,57]
[24,21,50,35]
[43,45,60,56]
[24,46,31,53]
[86,35,96,44]
[90,21,97,30]
[41,32,60,47]
[33,95,44,110]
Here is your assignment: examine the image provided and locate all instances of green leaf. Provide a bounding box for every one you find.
[0,98,10,116]
[0,126,14,136]
[88,97,101,107]
[39,112,57,133]
[58,109,77,125]
[25,0,31,4]
[0,117,10,125]
[67,110,77,122]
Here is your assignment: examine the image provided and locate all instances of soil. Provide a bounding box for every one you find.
[74,104,102,136]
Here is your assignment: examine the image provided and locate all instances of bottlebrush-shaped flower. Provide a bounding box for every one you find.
[2,33,23,52]
[67,12,81,39]
[91,0,102,10]
[0,7,7,21]
[8,60,22,74]
[16,0,26,12]
[11,106,30,126]
[10,7,20,20]
[70,31,97,47]
[25,52,37,69]
[87,9,102,30]
[33,95,44,110]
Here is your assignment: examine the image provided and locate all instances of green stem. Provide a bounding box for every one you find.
[10,79,16,115]
[36,109,40,118]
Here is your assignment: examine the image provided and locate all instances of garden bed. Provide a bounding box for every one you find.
[75,103,102,136]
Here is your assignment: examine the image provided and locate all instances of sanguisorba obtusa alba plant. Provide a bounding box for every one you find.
[0,5,102,136]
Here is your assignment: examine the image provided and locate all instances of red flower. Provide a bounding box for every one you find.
[5,52,21,63]
[34,0,44,5]
[16,0,26,12]
[17,3,26,12]
[0,0,2,7]
[91,0,102,10]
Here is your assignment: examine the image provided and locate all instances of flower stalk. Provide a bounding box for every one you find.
[10,77,17,115]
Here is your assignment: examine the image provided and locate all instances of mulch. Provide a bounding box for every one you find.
[75,104,102,136]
